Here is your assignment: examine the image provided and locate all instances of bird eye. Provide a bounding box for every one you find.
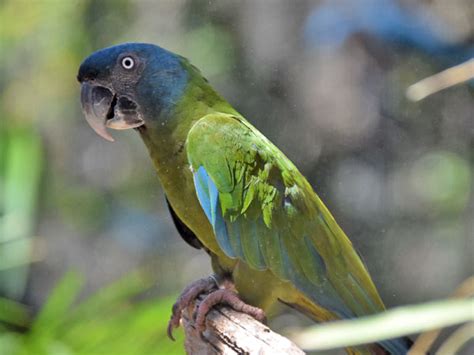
[121,56,135,70]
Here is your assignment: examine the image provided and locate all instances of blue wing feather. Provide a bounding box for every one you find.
[187,115,410,354]
[239,217,266,270]
[193,167,351,317]
[193,166,236,257]
[194,166,212,222]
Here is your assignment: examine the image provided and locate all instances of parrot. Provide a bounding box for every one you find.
[77,43,412,354]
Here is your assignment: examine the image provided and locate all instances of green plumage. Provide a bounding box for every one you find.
[186,111,385,320]
[78,43,411,354]
[137,59,386,322]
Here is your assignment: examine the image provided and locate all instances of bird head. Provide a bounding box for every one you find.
[77,43,188,141]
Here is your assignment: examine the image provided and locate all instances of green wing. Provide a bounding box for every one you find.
[186,113,385,319]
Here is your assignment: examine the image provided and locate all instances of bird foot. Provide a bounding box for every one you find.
[194,288,267,334]
[167,275,266,340]
[167,275,218,340]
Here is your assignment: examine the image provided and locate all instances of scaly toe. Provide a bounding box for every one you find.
[194,289,266,334]
[167,276,218,340]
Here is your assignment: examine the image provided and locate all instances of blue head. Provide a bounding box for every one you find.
[77,43,188,141]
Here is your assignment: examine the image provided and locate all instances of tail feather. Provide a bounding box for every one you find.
[279,296,412,354]
[377,336,412,354]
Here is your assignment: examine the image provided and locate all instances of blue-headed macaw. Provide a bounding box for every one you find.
[78,43,412,354]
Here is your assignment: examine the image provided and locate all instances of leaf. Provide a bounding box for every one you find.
[0,297,29,327]
[31,272,84,335]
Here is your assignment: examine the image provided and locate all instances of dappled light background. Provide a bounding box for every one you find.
[1,0,473,353]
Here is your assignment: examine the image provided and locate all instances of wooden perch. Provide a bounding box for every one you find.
[181,295,305,355]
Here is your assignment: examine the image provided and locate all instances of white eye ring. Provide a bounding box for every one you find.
[121,56,135,70]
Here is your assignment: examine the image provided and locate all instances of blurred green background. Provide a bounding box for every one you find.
[0,0,472,354]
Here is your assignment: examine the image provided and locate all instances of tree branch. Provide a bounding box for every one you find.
[181,295,305,355]
[406,58,474,101]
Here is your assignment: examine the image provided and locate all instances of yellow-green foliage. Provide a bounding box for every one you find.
[0,272,185,355]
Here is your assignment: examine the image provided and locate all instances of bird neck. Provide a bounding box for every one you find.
[137,67,238,193]
[136,70,241,256]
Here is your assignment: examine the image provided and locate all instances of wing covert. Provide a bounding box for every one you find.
[186,113,384,319]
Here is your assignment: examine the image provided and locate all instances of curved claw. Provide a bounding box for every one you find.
[166,276,219,341]
[167,314,178,341]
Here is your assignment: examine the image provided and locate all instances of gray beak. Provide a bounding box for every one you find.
[80,83,144,142]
